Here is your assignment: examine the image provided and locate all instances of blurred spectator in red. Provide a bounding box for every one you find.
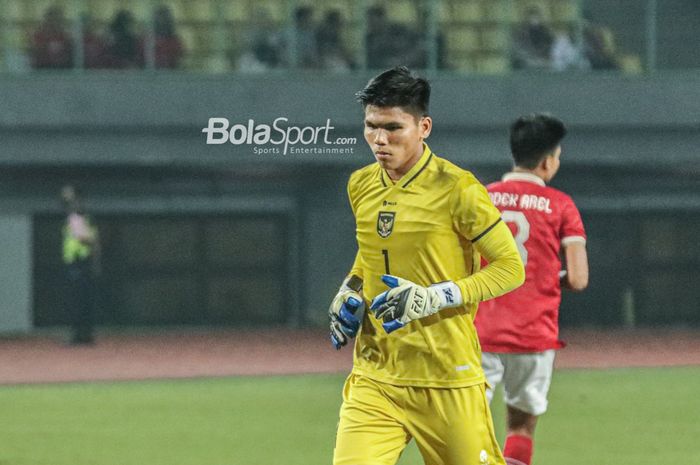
[81,14,107,69]
[150,5,184,69]
[104,9,141,68]
[511,6,554,70]
[316,9,354,72]
[31,5,74,69]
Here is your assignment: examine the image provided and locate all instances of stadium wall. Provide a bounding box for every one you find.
[0,73,698,331]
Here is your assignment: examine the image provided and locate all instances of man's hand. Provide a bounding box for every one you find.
[370,275,462,333]
[329,276,365,349]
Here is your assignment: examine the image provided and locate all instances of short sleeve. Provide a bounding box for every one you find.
[560,195,586,246]
[450,174,503,241]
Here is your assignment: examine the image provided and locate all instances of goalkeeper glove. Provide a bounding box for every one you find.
[329,275,365,350]
[369,274,463,333]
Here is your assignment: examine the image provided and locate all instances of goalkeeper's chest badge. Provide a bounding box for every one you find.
[377,211,396,238]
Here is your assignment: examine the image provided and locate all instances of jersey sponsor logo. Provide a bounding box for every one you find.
[382,200,397,206]
[377,211,396,238]
[455,364,470,371]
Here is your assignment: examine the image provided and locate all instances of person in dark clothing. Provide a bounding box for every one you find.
[511,6,554,70]
[104,9,141,68]
[61,185,100,345]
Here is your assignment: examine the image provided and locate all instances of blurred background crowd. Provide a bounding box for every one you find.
[0,0,697,336]
[3,0,697,74]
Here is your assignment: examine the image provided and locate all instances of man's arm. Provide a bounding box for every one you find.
[560,242,588,291]
[455,220,525,305]
[348,251,364,282]
[450,177,525,305]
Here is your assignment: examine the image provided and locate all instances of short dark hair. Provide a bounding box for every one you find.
[510,114,567,169]
[355,66,430,119]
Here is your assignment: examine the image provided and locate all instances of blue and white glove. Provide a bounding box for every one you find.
[329,276,365,350]
[370,275,463,333]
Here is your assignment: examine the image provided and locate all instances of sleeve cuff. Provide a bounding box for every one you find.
[561,236,586,246]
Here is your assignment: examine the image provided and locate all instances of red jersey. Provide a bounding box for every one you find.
[475,172,586,352]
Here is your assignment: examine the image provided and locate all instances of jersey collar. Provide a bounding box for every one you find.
[502,172,546,187]
[380,143,434,188]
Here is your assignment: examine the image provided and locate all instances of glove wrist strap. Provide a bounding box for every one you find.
[340,274,363,293]
[429,281,463,309]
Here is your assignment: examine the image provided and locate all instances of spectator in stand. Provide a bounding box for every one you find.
[31,5,74,69]
[237,6,284,72]
[104,9,141,68]
[81,13,107,69]
[365,6,422,69]
[511,6,554,70]
[582,13,620,70]
[316,9,354,72]
[291,6,319,68]
[551,25,589,71]
[365,6,393,68]
[150,5,184,69]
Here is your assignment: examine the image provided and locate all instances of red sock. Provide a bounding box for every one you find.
[503,434,533,465]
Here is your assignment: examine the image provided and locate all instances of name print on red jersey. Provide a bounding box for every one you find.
[490,192,553,214]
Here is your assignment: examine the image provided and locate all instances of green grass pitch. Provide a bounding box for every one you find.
[0,367,698,465]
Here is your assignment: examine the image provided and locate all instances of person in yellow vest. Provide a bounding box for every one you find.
[61,184,100,345]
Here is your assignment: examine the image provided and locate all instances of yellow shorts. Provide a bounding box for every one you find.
[333,374,505,465]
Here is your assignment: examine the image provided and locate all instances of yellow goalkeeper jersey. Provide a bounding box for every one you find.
[348,144,524,388]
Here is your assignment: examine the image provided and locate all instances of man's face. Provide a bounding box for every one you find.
[363,105,432,179]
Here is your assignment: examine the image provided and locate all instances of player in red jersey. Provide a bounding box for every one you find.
[475,114,589,465]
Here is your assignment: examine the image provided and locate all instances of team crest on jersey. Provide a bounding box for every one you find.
[377,211,396,238]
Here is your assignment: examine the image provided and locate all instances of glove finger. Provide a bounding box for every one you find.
[330,321,347,349]
[333,310,359,338]
[345,296,362,310]
[370,290,390,311]
[339,304,361,328]
[381,275,402,288]
[330,332,344,350]
[382,319,406,333]
[374,302,397,321]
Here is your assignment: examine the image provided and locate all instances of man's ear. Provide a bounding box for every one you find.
[420,116,432,139]
[541,154,554,171]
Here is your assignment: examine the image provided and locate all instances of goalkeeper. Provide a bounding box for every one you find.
[329,67,525,465]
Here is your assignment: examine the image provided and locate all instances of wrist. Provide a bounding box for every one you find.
[340,274,363,293]
[429,281,463,309]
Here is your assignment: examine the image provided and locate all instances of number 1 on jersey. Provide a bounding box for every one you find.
[381,249,391,274]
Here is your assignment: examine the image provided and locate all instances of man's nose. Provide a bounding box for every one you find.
[374,129,388,145]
